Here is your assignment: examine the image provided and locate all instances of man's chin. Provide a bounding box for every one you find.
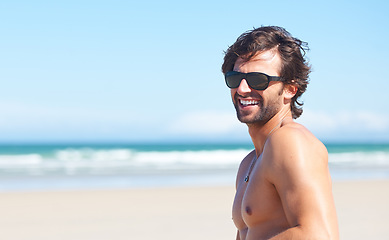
[236,112,268,125]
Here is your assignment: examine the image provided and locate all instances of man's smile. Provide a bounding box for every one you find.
[240,99,260,106]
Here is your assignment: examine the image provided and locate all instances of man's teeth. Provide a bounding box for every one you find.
[240,99,259,106]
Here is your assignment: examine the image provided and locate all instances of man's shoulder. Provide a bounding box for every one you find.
[263,122,329,183]
[270,121,325,151]
[264,122,328,165]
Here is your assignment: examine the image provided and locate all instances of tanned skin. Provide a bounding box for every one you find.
[231,50,339,240]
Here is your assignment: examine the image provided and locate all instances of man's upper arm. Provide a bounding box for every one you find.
[264,129,334,237]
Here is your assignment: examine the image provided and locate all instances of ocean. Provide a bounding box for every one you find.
[0,142,388,192]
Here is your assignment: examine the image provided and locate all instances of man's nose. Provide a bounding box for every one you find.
[237,79,251,93]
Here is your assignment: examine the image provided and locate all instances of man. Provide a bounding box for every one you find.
[222,26,339,239]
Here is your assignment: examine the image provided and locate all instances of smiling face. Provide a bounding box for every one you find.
[231,50,285,125]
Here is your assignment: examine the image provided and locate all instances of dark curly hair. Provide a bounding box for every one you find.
[222,26,311,119]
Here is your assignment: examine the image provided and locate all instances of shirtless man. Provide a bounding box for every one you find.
[222,26,339,239]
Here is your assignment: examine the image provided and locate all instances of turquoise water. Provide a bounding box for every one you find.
[0,143,388,191]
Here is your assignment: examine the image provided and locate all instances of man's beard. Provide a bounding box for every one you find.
[233,93,282,126]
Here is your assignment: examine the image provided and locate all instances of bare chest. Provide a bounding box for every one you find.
[232,160,287,231]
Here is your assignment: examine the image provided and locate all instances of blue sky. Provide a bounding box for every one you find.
[1,0,389,143]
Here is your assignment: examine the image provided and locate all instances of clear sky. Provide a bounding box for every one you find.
[1,0,388,143]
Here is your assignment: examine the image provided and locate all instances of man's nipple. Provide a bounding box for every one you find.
[245,206,252,215]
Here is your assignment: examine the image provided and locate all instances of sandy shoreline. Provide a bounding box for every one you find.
[1,180,388,240]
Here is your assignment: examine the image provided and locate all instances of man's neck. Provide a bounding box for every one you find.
[248,108,292,158]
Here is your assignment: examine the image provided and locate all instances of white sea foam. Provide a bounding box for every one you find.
[0,148,247,176]
[0,154,43,167]
[0,147,388,190]
[329,151,389,168]
[133,150,247,167]
[0,148,388,176]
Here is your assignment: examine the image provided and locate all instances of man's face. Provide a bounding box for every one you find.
[231,50,285,125]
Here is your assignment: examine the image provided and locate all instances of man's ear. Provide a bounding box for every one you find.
[284,82,298,100]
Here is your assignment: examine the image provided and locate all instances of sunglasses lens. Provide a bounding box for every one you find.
[247,73,268,90]
[225,73,243,88]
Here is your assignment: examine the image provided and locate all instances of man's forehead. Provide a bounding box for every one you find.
[241,49,278,62]
[234,49,281,72]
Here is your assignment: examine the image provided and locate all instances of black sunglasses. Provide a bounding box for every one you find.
[225,71,284,90]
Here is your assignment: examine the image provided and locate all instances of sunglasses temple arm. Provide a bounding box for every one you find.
[269,76,283,82]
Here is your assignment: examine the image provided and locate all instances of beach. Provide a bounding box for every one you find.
[333,180,389,239]
[0,180,388,240]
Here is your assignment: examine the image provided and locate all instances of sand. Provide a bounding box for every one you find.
[333,180,389,239]
[0,180,388,240]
